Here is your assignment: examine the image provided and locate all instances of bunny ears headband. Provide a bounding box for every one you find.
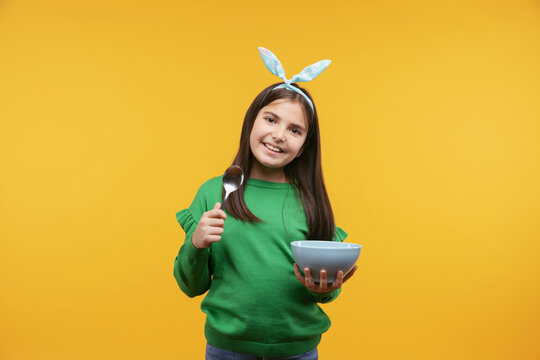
[257,47,331,112]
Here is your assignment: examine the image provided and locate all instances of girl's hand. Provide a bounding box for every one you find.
[191,202,227,249]
[293,263,358,293]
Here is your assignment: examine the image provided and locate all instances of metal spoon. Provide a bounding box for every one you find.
[221,165,244,211]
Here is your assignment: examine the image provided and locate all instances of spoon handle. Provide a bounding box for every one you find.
[220,192,229,211]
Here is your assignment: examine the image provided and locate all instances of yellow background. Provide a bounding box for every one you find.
[1,0,539,359]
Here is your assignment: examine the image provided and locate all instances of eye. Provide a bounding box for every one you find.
[265,117,276,124]
[290,128,302,135]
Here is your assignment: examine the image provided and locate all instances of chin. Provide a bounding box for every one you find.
[259,161,283,169]
[255,156,285,170]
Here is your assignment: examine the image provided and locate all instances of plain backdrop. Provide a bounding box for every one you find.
[1,0,539,359]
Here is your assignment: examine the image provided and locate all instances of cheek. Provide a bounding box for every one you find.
[292,137,307,153]
[249,126,264,150]
[249,132,257,150]
[250,121,264,139]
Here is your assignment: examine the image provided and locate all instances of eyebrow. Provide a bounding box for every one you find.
[262,111,306,132]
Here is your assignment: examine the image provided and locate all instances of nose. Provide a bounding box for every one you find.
[272,125,286,142]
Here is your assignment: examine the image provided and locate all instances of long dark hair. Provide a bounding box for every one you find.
[223,82,335,241]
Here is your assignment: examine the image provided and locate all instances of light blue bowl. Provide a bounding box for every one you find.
[291,241,362,283]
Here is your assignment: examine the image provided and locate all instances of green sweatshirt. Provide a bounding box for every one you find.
[173,176,348,357]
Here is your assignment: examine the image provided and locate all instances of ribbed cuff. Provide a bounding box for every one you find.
[308,288,341,304]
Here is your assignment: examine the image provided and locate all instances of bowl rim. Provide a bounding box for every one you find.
[290,240,362,249]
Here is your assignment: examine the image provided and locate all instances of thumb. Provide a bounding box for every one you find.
[208,202,226,219]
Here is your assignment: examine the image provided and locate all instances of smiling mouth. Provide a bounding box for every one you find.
[263,142,284,153]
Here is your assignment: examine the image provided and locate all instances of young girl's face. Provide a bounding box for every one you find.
[249,99,308,181]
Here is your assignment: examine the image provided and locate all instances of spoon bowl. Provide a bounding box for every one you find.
[221,165,244,210]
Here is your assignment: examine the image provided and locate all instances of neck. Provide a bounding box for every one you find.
[249,160,290,183]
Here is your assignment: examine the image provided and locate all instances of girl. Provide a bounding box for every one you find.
[173,47,358,359]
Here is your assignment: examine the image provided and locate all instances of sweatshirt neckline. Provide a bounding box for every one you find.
[246,177,295,189]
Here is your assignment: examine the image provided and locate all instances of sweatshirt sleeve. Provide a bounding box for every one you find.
[173,181,216,298]
[308,226,348,304]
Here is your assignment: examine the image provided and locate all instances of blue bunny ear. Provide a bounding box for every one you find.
[258,47,287,82]
[289,59,331,83]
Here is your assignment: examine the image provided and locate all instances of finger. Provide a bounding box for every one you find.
[343,265,358,283]
[334,270,344,289]
[304,268,313,287]
[293,263,305,284]
[207,207,227,220]
[208,226,224,235]
[206,218,225,227]
[207,235,221,243]
[319,270,328,291]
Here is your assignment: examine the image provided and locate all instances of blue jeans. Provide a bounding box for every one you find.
[205,343,318,360]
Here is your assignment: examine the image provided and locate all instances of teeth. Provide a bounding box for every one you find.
[264,143,283,152]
